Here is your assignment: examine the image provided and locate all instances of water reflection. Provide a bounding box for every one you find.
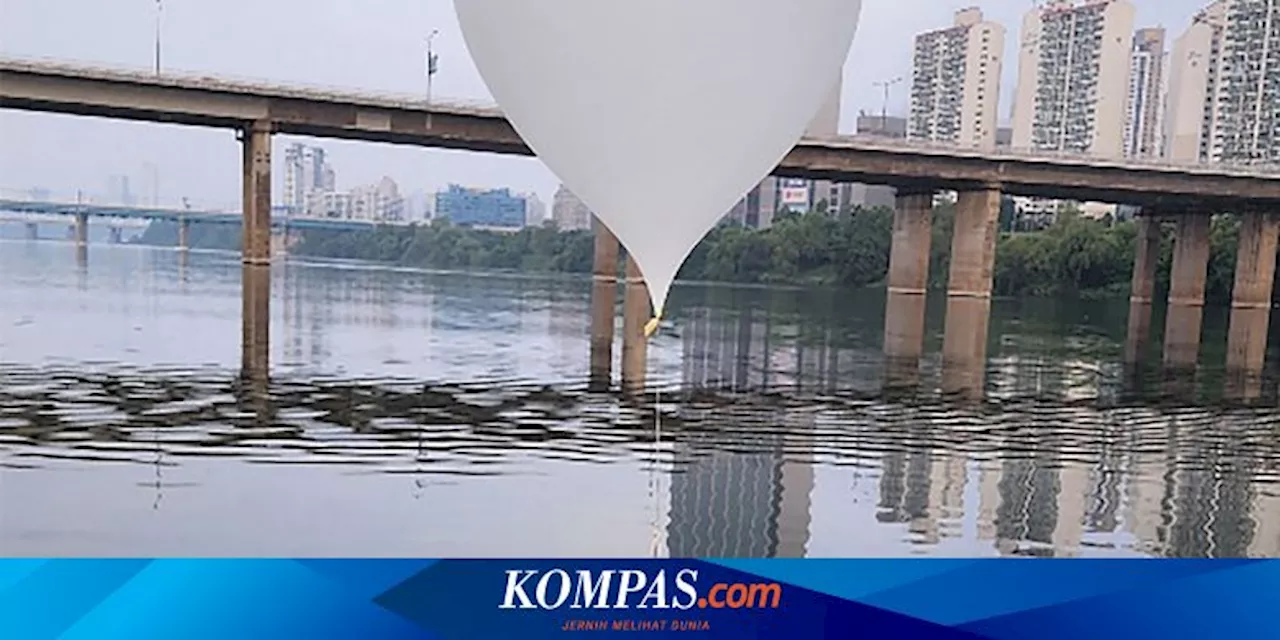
[3,242,1280,557]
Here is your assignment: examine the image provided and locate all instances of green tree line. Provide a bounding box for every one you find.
[134,204,1248,302]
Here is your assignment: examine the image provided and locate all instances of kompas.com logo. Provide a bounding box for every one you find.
[498,568,782,611]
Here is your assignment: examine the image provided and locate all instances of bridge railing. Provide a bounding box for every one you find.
[5,55,1280,179]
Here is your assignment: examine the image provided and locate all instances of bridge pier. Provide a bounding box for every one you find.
[1225,211,1279,399]
[177,218,190,252]
[240,119,273,379]
[242,120,273,266]
[1124,215,1163,365]
[621,256,650,394]
[589,218,620,389]
[1162,214,1211,372]
[108,227,122,244]
[941,186,1001,398]
[73,211,88,247]
[24,222,37,241]
[882,190,934,389]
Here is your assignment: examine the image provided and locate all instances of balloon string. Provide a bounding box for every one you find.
[647,319,664,558]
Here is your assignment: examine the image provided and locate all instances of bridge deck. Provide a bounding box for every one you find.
[3,57,1279,208]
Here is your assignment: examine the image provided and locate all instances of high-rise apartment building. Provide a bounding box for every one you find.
[1124,27,1167,158]
[1215,0,1279,163]
[1011,0,1137,158]
[1164,0,1278,165]
[282,143,336,212]
[909,7,1006,149]
[522,192,546,225]
[349,177,404,222]
[551,184,593,231]
[1163,1,1228,162]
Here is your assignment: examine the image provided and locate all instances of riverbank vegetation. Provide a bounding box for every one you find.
[134,203,1245,302]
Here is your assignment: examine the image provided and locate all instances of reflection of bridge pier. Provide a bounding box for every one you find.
[1225,212,1279,401]
[1124,216,1162,366]
[587,221,651,394]
[74,210,88,247]
[589,219,620,389]
[1163,214,1211,373]
[621,255,650,394]
[107,226,123,244]
[1120,208,1280,401]
[883,192,933,389]
[883,186,1000,399]
[941,187,1000,398]
[177,218,190,252]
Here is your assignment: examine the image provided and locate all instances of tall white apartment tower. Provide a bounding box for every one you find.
[1213,0,1279,164]
[1163,1,1228,162]
[282,143,336,212]
[1124,27,1167,158]
[1164,0,1278,165]
[909,7,1006,149]
[1011,0,1137,158]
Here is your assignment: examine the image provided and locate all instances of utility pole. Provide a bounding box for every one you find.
[154,0,163,75]
[426,30,440,129]
[872,76,904,135]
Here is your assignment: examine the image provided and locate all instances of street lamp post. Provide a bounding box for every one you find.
[426,30,440,129]
[872,77,903,135]
[153,0,163,75]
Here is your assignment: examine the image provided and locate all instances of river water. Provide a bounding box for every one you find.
[2,239,1279,558]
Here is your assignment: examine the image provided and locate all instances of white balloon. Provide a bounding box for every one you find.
[455,0,863,328]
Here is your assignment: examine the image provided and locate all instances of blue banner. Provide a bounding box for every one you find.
[1,559,1276,639]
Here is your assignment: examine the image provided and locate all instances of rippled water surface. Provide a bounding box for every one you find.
[3,240,1280,558]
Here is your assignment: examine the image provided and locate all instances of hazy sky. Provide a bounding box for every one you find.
[1,0,1208,211]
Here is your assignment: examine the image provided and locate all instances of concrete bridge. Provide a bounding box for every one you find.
[3,56,1279,396]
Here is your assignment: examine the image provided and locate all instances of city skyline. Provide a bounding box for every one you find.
[0,0,1253,214]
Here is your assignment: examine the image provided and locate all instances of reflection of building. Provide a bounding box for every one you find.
[551,185,593,231]
[878,446,967,545]
[435,184,528,229]
[667,409,813,557]
[909,8,1006,149]
[681,307,771,390]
